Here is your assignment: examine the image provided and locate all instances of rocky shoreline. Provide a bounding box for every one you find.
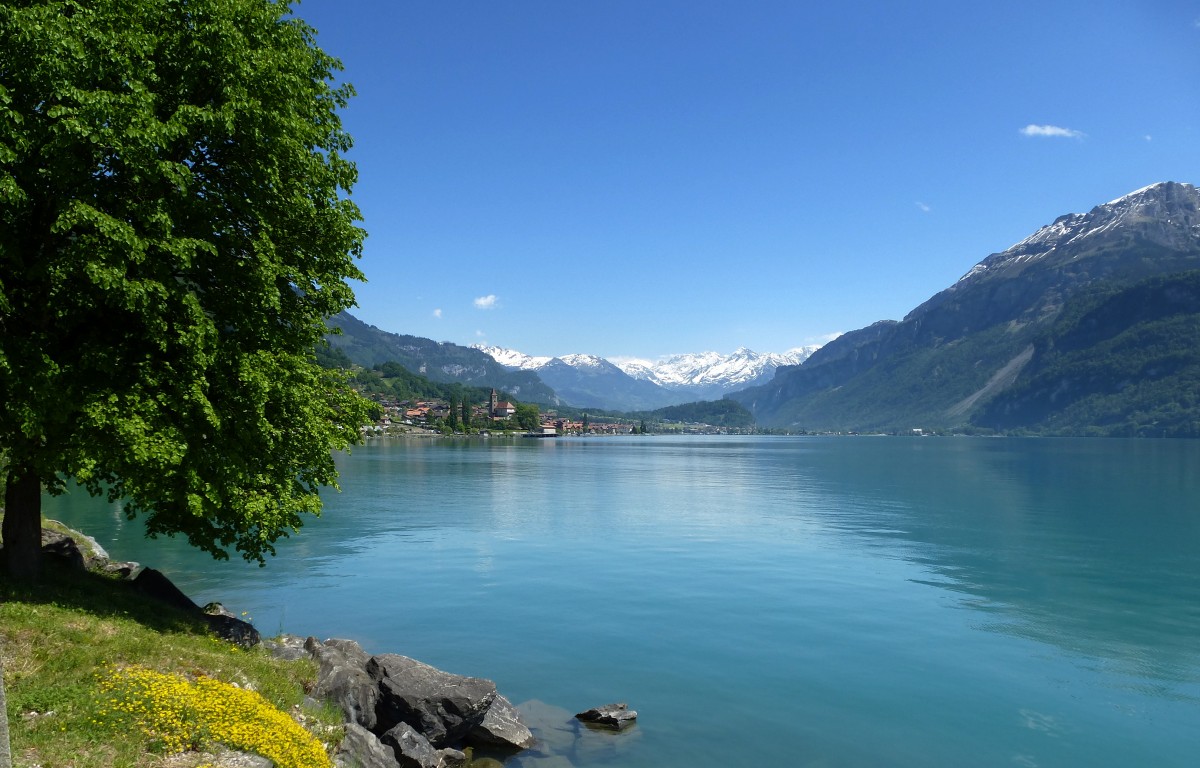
[37,523,637,768]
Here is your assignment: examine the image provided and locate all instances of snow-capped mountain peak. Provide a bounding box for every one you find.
[475,342,826,409]
[557,353,609,370]
[471,344,551,370]
[958,181,1200,285]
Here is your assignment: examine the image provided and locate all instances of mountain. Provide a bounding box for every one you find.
[473,347,684,411]
[473,345,819,410]
[730,181,1200,434]
[326,312,561,405]
[614,347,820,399]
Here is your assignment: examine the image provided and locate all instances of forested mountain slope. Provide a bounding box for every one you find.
[731,182,1200,434]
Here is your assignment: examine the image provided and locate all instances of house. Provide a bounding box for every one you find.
[488,389,517,419]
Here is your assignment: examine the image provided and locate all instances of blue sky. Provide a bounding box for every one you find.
[295,0,1200,359]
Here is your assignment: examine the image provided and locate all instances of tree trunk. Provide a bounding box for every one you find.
[1,466,42,581]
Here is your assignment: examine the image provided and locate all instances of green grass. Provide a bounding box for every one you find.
[0,552,343,767]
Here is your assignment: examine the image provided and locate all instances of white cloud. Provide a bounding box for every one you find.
[474,294,498,310]
[808,332,844,345]
[432,308,442,319]
[1144,134,1153,142]
[475,329,486,337]
[916,201,932,213]
[1019,124,1085,139]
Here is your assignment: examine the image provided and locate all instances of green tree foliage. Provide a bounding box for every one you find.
[352,362,495,408]
[974,271,1200,436]
[636,399,755,428]
[514,403,540,431]
[0,0,370,578]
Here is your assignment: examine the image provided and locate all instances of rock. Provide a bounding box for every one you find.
[203,613,261,649]
[99,560,141,580]
[435,748,468,768]
[517,699,641,765]
[207,751,273,767]
[574,703,637,730]
[203,602,236,618]
[336,723,401,768]
[380,722,439,768]
[132,567,201,613]
[40,530,86,571]
[308,637,379,731]
[263,634,310,661]
[467,694,536,750]
[367,654,498,748]
[43,519,109,561]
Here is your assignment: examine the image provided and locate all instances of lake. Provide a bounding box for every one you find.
[42,436,1200,767]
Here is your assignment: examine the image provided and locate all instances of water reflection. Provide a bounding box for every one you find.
[39,435,1200,767]
[782,437,1200,686]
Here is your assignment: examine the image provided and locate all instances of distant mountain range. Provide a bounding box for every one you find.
[326,311,818,412]
[473,345,819,411]
[325,311,561,404]
[731,181,1200,436]
[327,181,1200,434]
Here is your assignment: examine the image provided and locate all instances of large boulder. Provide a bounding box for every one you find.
[380,722,439,768]
[263,634,310,662]
[367,654,498,747]
[132,567,201,613]
[203,613,261,649]
[467,694,536,750]
[336,723,401,768]
[39,530,86,571]
[308,637,380,731]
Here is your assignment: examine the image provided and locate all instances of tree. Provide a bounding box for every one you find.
[0,0,370,579]
[514,403,540,431]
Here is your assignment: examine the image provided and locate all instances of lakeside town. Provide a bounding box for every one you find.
[361,389,751,437]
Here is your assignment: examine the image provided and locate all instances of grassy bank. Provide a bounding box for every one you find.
[0,546,343,767]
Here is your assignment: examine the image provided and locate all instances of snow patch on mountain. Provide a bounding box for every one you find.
[472,345,551,370]
[959,181,1200,284]
[476,343,824,396]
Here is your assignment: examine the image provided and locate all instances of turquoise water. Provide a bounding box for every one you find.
[43,436,1200,767]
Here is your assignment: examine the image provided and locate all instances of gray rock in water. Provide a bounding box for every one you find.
[367,654,498,748]
[435,747,468,768]
[308,637,379,731]
[575,702,637,730]
[336,723,402,768]
[467,694,536,750]
[380,722,439,768]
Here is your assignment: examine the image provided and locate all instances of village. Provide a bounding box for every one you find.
[362,388,645,437]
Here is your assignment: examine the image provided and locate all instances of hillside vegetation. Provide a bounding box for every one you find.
[975,271,1200,436]
[0,544,341,767]
[326,312,560,404]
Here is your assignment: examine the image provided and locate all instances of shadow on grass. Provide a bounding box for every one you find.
[0,554,210,638]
